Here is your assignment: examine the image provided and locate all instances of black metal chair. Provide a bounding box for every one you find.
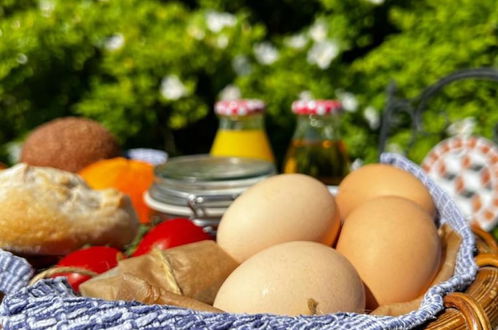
[378,68,498,160]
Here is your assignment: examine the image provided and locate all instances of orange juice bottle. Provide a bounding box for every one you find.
[283,100,350,186]
[210,99,275,163]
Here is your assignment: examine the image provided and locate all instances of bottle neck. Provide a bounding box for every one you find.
[293,114,341,141]
[218,113,265,130]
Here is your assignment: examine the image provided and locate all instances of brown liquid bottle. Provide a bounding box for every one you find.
[283,100,351,187]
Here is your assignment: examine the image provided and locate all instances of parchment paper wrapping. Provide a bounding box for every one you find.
[80,240,238,311]
[371,224,461,316]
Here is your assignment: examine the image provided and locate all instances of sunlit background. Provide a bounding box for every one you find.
[1,0,497,166]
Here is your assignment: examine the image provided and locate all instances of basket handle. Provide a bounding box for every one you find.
[471,224,498,254]
[443,292,491,330]
[475,253,498,268]
[441,225,497,330]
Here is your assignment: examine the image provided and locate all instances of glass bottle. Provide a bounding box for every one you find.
[210,99,275,163]
[283,99,351,187]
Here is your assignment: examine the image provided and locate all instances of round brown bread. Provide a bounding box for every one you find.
[0,163,139,255]
[21,117,120,172]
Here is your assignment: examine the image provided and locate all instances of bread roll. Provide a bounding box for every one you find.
[0,163,139,255]
[21,117,120,172]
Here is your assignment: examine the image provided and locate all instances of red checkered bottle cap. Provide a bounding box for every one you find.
[291,100,342,115]
[215,99,265,116]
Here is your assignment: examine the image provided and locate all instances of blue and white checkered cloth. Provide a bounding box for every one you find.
[126,148,168,166]
[0,153,478,329]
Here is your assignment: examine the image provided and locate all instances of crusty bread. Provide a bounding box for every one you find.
[0,163,139,255]
[21,117,121,173]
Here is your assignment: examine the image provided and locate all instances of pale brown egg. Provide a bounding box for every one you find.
[336,164,436,220]
[336,196,441,310]
[216,174,341,263]
[213,241,365,315]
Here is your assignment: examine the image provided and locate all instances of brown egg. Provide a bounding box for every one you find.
[336,164,435,219]
[336,196,441,310]
[213,241,365,315]
[216,174,341,263]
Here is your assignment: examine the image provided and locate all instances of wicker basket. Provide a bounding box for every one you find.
[2,224,496,330]
[19,226,497,329]
[0,153,496,329]
[19,225,497,330]
[425,225,498,329]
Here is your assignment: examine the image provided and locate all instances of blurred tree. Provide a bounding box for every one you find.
[0,0,263,161]
[0,0,36,17]
[236,0,498,163]
[352,0,498,162]
[0,0,496,166]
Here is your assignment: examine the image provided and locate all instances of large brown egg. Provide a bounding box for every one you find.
[336,196,441,310]
[336,164,435,219]
[213,241,365,315]
[216,174,341,263]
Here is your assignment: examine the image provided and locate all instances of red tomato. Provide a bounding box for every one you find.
[132,218,212,257]
[53,246,123,292]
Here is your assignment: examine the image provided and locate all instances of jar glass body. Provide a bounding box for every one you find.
[210,113,275,163]
[145,155,276,235]
[283,114,350,186]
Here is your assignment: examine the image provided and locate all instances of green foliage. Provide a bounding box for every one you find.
[0,0,263,159]
[352,0,498,161]
[0,0,497,165]
[235,0,498,163]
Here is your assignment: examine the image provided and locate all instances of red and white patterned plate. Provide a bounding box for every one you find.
[422,136,498,231]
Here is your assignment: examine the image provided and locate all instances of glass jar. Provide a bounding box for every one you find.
[144,155,276,235]
[283,100,351,188]
[210,99,275,163]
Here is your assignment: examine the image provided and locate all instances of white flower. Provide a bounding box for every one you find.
[39,0,55,16]
[160,75,188,100]
[232,55,252,75]
[253,42,279,65]
[216,35,229,49]
[205,11,236,33]
[365,0,384,5]
[447,117,476,137]
[337,91,358,112]
[309,20,328,42]
[285,34,308,49]
[351,158,364,171]
[104,34,125,51]
[16,53,28,64]
[386,142,404,154]
[364,106,380,129]
[6,141,23,164]
[298,90,313,101]
[307,40,339,69]
[187,25,205,40]
[219,84,241,101]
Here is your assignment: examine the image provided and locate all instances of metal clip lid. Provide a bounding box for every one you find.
[146,155,276,219]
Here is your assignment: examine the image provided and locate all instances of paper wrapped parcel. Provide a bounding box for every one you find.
[80,240,238,310]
